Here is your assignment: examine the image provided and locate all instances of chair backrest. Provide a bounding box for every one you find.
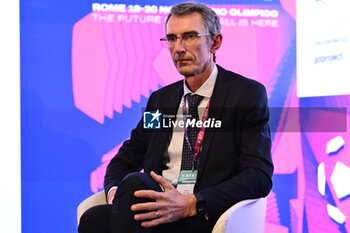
[77,191,107,225]
[212,198,267,233]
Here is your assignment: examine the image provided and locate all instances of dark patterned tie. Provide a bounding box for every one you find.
[181,94,204,170]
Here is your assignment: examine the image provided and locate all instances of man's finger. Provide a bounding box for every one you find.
[141,217,168,228]
[150,171,174,190]
[131,202,160,212]
[134,189,162,199]
[134,210,161,221]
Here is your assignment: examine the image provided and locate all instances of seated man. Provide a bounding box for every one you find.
[79,2,273,233]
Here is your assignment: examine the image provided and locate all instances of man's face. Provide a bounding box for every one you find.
[166,12,213,77]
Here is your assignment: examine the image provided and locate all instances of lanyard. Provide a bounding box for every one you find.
[182,95,210,170]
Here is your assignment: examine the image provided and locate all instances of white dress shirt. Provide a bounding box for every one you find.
[162,65,218,185]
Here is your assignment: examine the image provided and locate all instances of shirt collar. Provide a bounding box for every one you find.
[183,64,218,98]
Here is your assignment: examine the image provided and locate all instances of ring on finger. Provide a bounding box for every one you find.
[155,211,160,218]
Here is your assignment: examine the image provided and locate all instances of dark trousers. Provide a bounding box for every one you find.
[78,172,212,233]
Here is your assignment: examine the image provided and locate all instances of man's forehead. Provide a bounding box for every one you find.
[166,12,206,34]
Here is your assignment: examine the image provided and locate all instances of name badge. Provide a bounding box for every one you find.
[176,170,197,194]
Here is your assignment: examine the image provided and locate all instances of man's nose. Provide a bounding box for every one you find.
[173,38,186,53]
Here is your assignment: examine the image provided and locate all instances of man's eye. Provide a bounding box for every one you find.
[167,36,176,42]
[187,34,197,39]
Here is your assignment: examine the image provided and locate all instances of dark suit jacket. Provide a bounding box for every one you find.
[105,65,273,227]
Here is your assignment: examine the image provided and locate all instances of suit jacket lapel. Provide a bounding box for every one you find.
[164,82,183,115]
[157,81,184,140]
[151,81,183,173]
[197,66,229,179]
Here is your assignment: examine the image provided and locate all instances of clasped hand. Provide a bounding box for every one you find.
[131,171,197,228]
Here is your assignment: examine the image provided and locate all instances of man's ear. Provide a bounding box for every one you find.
[210,33,223,54]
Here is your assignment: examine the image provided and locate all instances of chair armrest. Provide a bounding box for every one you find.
[212,197,267,233]
[77,191,107,225]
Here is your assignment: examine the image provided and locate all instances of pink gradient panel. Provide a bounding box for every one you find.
[72,14,110,124]
[280,0,296,20]
[264,222,289,233]
[304,158,341,233]
[303,113,350,232]
[218,26,257,80]
[112,17,128,113]
[153,48,183,85]
[90,144,122,193]
[265,191,281,225]
[103,21,118,119]
[269,86,306,233]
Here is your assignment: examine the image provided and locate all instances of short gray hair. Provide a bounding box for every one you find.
[166,2,221,35]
